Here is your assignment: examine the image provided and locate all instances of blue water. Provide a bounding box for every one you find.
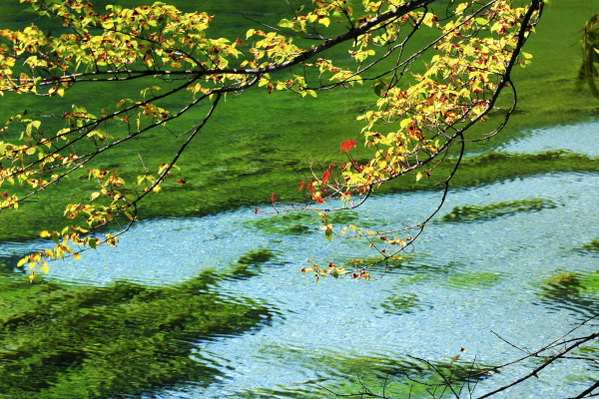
[1,121,598,398]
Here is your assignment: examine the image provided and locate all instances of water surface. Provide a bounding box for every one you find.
[2,121,597,398]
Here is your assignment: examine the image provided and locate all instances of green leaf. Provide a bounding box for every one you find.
[373,80,386,97]
[325,228,334,242]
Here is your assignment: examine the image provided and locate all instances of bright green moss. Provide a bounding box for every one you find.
[231,350,495,399]
[0,272,273,399]
[230,248,279,279]
[444,272,504,290]
[538,271,599,317]
[378,292,429,315]
[246,210,363,236]
[441,198,558,223]
[0,1,597,242]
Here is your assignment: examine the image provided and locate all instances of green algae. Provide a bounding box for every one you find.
[538,271,599,317]
[246,210,363,236]
[247,212,318,236]
[441,198,558,223]
[0,272,274,399]
[229,248,279,279]
[450,150,599,189]
[237,248,277,265]
[0,1,596,398]
[0,1,597,243]
[353,254,503,292]
[580,238,599,252]
[444,272,504,290]
[314,358,494,399]
[231,349,495,399]
[379,150,599,196]
[378,292,430,315]
[348,253,504,296]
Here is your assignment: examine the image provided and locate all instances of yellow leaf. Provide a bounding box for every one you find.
[490,22,503,33]
[400,118,413,130]
[455,3,468,15]
[124,211,137,220]
[319,17,330,27]
[422,12,436,27]
[89,191,101,201]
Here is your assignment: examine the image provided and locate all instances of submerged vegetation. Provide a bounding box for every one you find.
[580,238,599,252]
[0,1,596,398]
[229,248,279,279]
[538,271,599,317]
[384,150,599,195]
[266,351,494,399]
[0,271,273,399]
[246,210,363,236]
[378,292,431,315]
[441,198,558,223]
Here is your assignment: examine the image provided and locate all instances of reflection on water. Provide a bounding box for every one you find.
[0,122,598,398]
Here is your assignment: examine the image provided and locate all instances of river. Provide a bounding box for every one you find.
[0,1,597,397]
[2,120,597,398]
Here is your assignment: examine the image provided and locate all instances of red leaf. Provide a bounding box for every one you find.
[0,192,7,197]
[322,164,334,184]
[298,181,305,191]
[177,179,187,184]
[340,139,357,153]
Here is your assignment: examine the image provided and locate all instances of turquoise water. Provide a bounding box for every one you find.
[495,121,599,156]
[2,121,597,398]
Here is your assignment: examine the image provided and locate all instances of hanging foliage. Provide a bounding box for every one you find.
[0,0,543,279]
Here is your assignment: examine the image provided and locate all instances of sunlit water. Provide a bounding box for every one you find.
[1,121,598,398]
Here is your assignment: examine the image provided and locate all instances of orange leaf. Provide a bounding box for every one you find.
[340,139,357,153]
